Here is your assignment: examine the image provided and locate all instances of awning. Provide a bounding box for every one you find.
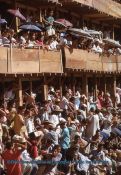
[71,0,121,19]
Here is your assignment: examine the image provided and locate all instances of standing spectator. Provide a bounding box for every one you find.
[43,10,55,36]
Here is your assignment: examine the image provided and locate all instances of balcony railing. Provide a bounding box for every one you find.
[0,46,63,74]
[0,47,121,74]
[65,49,121,73]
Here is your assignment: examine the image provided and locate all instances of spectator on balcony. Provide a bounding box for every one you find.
[91,41,103,54]
[27,33,37,48]
[2,30,10,47]
[43,10,55,36]
[9,29,17,46]
[48,36,59,51]
[20,32,29,48]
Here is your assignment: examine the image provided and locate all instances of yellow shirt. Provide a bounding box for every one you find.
[13,114,24,135]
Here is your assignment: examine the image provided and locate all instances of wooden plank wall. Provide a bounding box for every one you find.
[65,49,119,72]
[0,47,63,74]
[0,47,121,74]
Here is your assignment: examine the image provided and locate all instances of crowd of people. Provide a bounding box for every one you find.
[0,10,121,56]
[0,83,121,175]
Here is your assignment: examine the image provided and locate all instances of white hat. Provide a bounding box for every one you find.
[34,131,43,137]
[82,104,87,108]
[31,93,36,98]
[13,135,26,143]
[74,119,80,124]
[59,118,66,123]
[48,95,51,101]
[13,135,22,141]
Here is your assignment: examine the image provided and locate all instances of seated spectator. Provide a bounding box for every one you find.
[20,32,29,48]
[91,41,103,54]
[48,36,59,51]
[27,33,37,48]
[2,31,10,46]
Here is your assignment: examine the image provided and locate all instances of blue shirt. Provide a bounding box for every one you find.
[60,127,70,149]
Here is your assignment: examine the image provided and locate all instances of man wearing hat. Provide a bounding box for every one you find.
[48,106,63,127]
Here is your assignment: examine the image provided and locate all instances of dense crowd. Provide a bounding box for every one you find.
[0,83,121,175]
[0,10,121,56]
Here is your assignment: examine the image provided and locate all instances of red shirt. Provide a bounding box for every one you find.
[30,140,38,159]
[2,149,22,175]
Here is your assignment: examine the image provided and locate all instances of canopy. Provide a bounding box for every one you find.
[68,28,91,37]
[70,32,93,40]
[85,30,102,36]
[103,38,121,48]
[19,24,41,31]
[8,9,26,21]
[54,19,73,28]
[0,19,7,24]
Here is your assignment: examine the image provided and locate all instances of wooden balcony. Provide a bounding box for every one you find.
[65,49,121,73]
[0,47,121,75]
[0,47,63,74]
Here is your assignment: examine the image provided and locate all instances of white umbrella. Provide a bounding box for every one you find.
[68,28,91,37]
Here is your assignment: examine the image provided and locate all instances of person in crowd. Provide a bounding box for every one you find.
[43,10,55,36]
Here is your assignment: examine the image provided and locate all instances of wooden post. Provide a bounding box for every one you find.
[43,77,48,101]
[82,73,88,99]
[113,25,115,40]
[112,76,116,107]
[40,9,42,23]
[104,76,106,94]
[59,77,63,98]
[94,76,97,101]
[10,43,12,73]
[72,76,76,96]
[18,78,23,106]
[30,80,32,96]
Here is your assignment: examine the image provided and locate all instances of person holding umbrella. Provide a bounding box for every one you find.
[42,10,55,36]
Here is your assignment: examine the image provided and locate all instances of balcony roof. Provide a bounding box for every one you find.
[68,0,121,19]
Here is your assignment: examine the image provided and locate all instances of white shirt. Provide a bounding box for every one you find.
[49,114,59,126]
[25,117,35,133]
[115,92,120,105]
[77,153,91,172]
[49,40,58,50]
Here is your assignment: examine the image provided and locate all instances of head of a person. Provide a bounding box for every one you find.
[95,109,100,114]
[74,135,80,143]
[31,33,36,40]
[60,121,66,129]
[17,106,25,115]
[52,145,61,157]
[89,107,95,115]
[97,144,103,152]
[95,130,100,137]
[5,141,13,150]
[49,10,54,17]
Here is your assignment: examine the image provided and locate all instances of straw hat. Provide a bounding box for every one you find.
[12,135,26,143]
[34,131,43,137]
[53,106,63,112]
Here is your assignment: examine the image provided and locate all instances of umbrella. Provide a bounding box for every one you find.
[68,28,91,37]
[54,19,73,28]
[85,30,102,35]
[8,9,26,21]
[0,19,7,24]
[19,22,44,30]
[70,32,93,40]
[103,38,121,48]
[19,24,42,31]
